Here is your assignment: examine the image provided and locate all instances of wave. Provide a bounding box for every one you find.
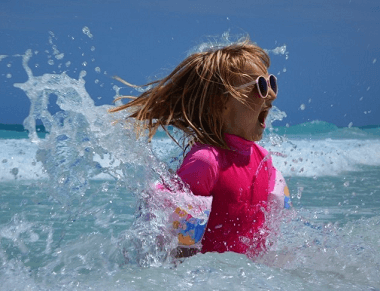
[2,121,379,140]
[1,123,380,181]
[270,120,380,139]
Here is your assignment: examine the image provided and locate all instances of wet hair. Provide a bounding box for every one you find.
[109,38,270,149]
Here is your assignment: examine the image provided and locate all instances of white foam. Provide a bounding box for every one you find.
[0,139,47,181]
[263,138,380,177]
[2,136,380,181]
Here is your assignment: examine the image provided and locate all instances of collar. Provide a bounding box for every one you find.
[224,133,256,155]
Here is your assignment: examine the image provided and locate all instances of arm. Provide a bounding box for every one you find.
[268,168,292,210]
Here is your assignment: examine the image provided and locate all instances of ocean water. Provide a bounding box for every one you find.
[1,43,380,291]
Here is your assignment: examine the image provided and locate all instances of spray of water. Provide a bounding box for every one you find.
[12,47,191,268]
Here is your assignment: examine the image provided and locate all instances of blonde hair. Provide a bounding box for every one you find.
[109,39,270,149]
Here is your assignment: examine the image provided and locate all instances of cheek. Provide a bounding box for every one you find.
[247,99,265,115]
[223,97,264,125]
[250,90,265,103]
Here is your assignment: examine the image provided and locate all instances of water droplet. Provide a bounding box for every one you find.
[82,26,93,39]
[79,70,87,78]
[297,187,303,199]
[55,53,64,60]
[95,67,101,73]
[6,73,12,78]
[48,59,54,65]
[343,181,350,187]
[11,167,19,176]
[300,104,306,110]
[91,46,95,51]
[348,122,353,128]
[373,58,377,64]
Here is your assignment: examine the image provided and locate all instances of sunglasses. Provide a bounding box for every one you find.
[237,74,278,99]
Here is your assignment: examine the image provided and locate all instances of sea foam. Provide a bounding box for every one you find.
[1,134,380,181]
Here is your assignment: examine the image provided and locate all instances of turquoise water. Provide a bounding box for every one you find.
[0,48,380,290]
[1,126,380,290]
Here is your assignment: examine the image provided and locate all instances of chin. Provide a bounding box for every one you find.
[252,131,264,142]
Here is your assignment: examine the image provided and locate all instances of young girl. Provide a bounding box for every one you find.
[110,39,289,258]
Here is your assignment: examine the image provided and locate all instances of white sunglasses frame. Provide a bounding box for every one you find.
[236,74,278,98]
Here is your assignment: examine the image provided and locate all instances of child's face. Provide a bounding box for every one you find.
[222,64,277,142]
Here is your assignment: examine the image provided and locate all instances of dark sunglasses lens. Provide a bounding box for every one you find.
[269,75,277,94]
[257,76,268,98]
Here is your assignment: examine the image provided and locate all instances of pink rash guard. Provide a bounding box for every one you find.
[177,133,276,257]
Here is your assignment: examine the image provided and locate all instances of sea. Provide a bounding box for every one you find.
[1,47,380,291]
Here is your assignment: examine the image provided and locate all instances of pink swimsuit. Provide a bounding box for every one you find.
[177,133,276,257]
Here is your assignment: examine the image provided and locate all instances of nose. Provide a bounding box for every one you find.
[266,87,277,101]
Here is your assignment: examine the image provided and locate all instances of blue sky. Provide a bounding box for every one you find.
[1,0,379,127]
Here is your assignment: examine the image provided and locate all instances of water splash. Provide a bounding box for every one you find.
[12,48,198,269]
[268,45,289,60]
[82,26,93,39]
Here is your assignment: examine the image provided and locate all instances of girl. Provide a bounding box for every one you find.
[110,39,289,258]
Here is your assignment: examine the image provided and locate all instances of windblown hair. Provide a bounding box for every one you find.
[109,39,270,149]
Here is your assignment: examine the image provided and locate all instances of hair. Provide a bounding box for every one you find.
[109,38,270,150]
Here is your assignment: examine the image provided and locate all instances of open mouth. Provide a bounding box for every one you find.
[258,110,269,128]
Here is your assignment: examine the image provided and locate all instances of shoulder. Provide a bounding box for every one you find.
[179,143,220,176]
[177,143,220,196]
[185,143,220,165]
